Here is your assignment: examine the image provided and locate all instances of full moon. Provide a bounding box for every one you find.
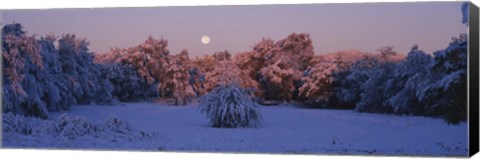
[201,35,210,45]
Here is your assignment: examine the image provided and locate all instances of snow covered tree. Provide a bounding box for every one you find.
[57,34,116,105]
[197,51,228,92]
[233,47,271,97]
[188,66,205,96]
[306,50,370,109]
[213,50,232,61]
[35,35,74,112]
[259,56,297,102]
[192,50,259,96]
[333,55,379,108]
[96,47,160,101]
[385,45,433,115]
[253,33,314,102]
[158,50,195,105]
[275,33,315,71]
[198,65,262,128]
[203,59,259,93]
[192,54,218,75]
[418,34,467,124]
[2,24,117,118]
[101,64,158,102]
[355,60,396,113]
[98,36,170,87]
[2,23,42,99]
[232,33,316,102]
[378,46,397,60]
[98,37,197,105]
[2,23,47,118]
[298,60,338,105]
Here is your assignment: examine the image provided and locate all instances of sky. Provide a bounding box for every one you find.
[1,2,467,57]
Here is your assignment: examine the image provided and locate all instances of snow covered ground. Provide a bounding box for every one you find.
[2,102,468,157]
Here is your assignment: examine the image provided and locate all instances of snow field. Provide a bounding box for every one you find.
[3,102,466,156]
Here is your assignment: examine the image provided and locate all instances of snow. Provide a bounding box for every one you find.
[2,102,468,156]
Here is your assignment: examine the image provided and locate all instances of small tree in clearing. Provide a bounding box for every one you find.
[198,62,262,128]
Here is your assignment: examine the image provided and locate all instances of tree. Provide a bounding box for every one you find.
[57,34,116,105]
[2,23,42,99]
[2,23,116,118]
[198,64,262,128]
[2,23,47,118]
[259,56,297,102]
[255,33,315,102]
[159,50,195,105]
[203,58,258,92]
[98,37,197,105]
[36,35,69,111]
[101,64,157,102]
[377,46,397,60]
[298,60,337,105]
[418,34,467,124]
[355,60,396,113]
[333,54,379,108]
[385,46,433,115]
[213,50,232,61]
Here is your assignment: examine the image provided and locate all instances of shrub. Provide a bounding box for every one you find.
[198,84,262,128]
[56,114,99,139]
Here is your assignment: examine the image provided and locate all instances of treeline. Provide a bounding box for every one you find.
[2,24,116,119]
[328,40,467,124]
[2,22,467,124]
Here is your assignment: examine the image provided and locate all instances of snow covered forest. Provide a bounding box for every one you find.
[1,2,470,156]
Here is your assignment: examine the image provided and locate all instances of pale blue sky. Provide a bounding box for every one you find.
[1,2,467,56]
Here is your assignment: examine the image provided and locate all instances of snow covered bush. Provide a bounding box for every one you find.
[2,112,57,136]
[56,114,98,139]
[198,64,262,128]
[198,84,262,128]
[2,113,153,148]
[102,116,134,134]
